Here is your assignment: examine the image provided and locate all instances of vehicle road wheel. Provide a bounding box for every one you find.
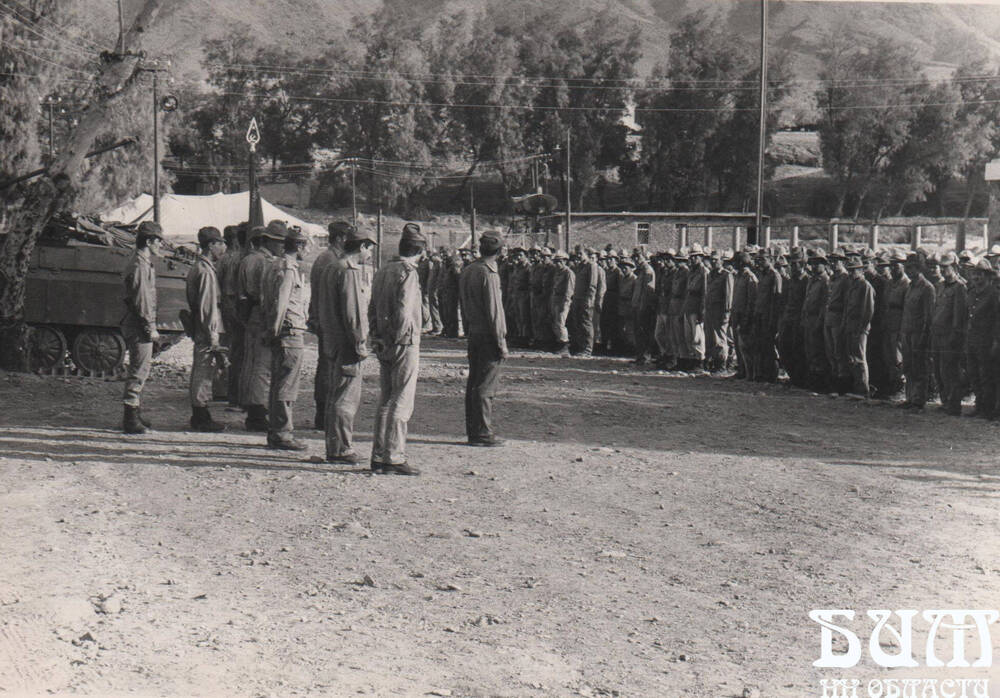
[72,328,126,374]
[30,325,67,371]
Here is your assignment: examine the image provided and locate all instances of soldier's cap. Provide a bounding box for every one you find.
[737,251,753,265]
[961,253,978,268]
[345,226,376,245]
[619,257,634,267]
[845,257,865,269]
[905,251,921,264]
[709,249,721,261]
[664,247,677,257]
[789,248,808,263]
[328,220,356,238]
[552,249,569,260]
[776,255,789,267]
[925,252,941,266]
[959,249,974,261]
[976,258,995,273]
[987,244,1000,258]
[584,246,597,255]
[808,249,828,263]
[286,226,308,244]
[136,220,163,240]
[863,247,876,260]
[248,225,266,240]
[197,226,224,246]
[401,222,427,245]
[479,230,503,253]
[540,247,553,257]
[828,247,848,260]
[263,220,288,240]
[723,249,735,262]
[889,249,907,263]
[689,242,705,257]
[938,251,958,267]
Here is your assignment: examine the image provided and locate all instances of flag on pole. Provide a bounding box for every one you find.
[246,118,264,227]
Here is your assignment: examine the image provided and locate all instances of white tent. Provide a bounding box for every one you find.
[100,192,326,241]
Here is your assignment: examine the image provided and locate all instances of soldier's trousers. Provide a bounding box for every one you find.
[122,337,152,407]
[223,311,244,406]
[668,313,686,360]
[845,330,870,396]
[601,306,619,353]
[241,323,271,409]
[705,314,729,368]
[753,317,778,382]
[190,342,216,409]
[654,312,671,358]
[428,291,443,333]
[900,332,930,406]
[531,294,550,345]
[867,328,887,395]
[551,304,571,345]
[268,336,303,438]
[517,297,532,341]
[802,321,827,389]
[441,297,459,337]
[373,343,419,465]
[593,304,603,346]
[777,321,806,387]
[635,306,657,359]
[325,353,364,458]
[570,300,595,354]
[823,319,848,385]
[683,313,705,362]
[966,340,996,416]
[882,330,903,395]
[466,333,504,441]
[932,334,964,411]
[315,335,329,419]
[734,321,756,380]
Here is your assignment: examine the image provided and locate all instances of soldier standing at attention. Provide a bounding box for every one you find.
[667,250,689,369]
[731,251,757,380]
[368,223,426,475]
[320,227,376,463]
[237,224,278,431]
[965,259,998,418]
[801,250,830,392]
[460,230,509,447]
[842,254,876,397]
[263,224,310,450]
[932,251,968,416]
[121,221,163,434]
[752,250,782,383]
[593,251,607,355]
[216,224,243,407]
[185,226,228,432]
[682,244,709,371]
[777,249,809,388]
[705,250,734,373]
[308,220,350,429]
[440,252,463,338]
[899,253,935,411]
[653,251,675,368]
[530,248,551,349]
[570,248,599,357]
[882,250,910,397]
[551,250,576,358]
[824,249,851,394]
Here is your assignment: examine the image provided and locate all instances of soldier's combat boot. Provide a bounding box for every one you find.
[123,405,147,435]
[244,405,269,432]
[136,408,152,428]
[190,406,226,433]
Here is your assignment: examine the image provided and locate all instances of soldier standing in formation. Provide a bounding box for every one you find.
[309,220,350,429]
[705,250,734,373]
[843,254,876,397]
[185,226,228,432]
[318,226,376,464]
[216,224,244,408]
[550,250,575,358]
[237,224,276,431]
[368,223,425,475]
[460,231,508,447]
[121,221,163,434]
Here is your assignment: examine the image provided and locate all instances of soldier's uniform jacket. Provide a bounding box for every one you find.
[842,275,875,335]
[867,271,889,333]
[552,265,576,316]
[217,247,243,318]
[309,246,342,332]
[900,274,935,337]
[542,263,557,304]
[460,257,508,350]
[706,267,734,324]
[594,264,607,311]
[616,270,635,317]
[122,247,157,339]
[967,282,999,346]
[499,260,513,303]
[655,266,673,315]
[683,263,709,319]
[370,257,423,347]
[572,260,596,304]
[753,266,783,329]
[824,271,850,328]
[931,277,967,340]
[185,254,223,347]
[237,247,273,329]
[668,264,689,316]
[512,264,532,300]
[265,255,308,339]
[883,275,911,334]
[530,263,548,301]
[732,267,758,328]
[319,254,370,363]
[604,264,620,310]
[800,273,828,329]
[780,269,809,326]
[635,261,657,312]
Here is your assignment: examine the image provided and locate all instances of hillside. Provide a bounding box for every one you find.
[69,0,1000,82]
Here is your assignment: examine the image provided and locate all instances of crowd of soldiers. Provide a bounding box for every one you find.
[120,219,510,475]
[420,239,1000,418]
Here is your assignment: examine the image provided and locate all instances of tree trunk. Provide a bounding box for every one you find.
[0,0,165,369]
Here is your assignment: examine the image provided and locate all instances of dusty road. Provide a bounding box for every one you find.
[1,337,999,697]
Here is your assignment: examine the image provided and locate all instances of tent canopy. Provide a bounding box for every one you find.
[100,192,325,241]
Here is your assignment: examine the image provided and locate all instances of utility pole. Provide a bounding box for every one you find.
[350,158,357,226]
[754,0,768,242]
[470,184,477,248]
[564,129,571,252]
[116,0,126,55]
[45,97,56,162]
[152,71,160,223]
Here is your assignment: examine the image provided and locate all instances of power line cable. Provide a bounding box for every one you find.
[1,0,104,51]
[3,41,96,77]
[0,2,101,61]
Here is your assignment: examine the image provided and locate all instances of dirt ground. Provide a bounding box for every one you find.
[1,337,1000,697]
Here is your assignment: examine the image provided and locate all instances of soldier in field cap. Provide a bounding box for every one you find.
[186,226,228,432]
[121,220,164,434]
[368,222,426,474]
[460,230,508,446]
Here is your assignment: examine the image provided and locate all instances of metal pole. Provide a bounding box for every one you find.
[47,101,54,162]
[351,159,357,226]
[470,185,477,248]
[116,0,125,54]
[754,0,768,238]
[152,72,160,224]
[565,129,571,252]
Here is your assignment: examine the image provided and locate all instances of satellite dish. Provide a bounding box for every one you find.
[514,193,558,215]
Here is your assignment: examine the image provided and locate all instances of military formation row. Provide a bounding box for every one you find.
[119,219,514,473]
[417,241,1000,418]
